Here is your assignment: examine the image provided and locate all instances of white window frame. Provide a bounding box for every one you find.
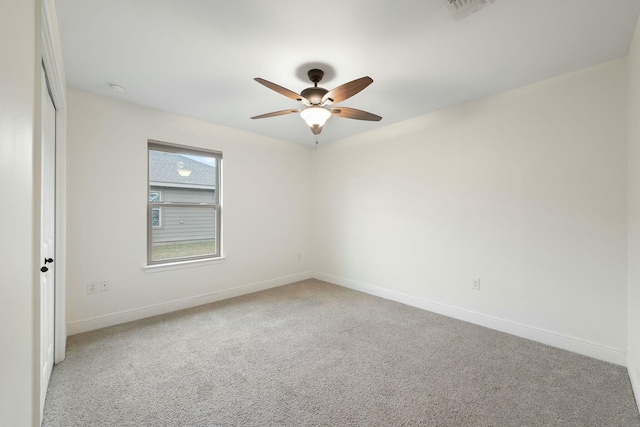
[147,140,222,265]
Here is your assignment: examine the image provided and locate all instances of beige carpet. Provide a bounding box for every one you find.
[44,279,640,426]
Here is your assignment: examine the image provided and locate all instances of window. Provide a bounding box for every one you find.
[149,191,162,228]
[148,140,222,265]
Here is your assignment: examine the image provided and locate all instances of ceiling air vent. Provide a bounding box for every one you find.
[445,0,495,21]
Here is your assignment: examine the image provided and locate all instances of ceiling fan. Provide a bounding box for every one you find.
[251,69,382,136]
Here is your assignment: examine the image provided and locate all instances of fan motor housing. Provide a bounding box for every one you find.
[301,87,328,105]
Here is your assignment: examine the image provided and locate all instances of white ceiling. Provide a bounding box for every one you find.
[56,0,640,146]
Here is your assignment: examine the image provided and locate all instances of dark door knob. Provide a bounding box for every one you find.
[40,266,49,273]
[45,257,54,264]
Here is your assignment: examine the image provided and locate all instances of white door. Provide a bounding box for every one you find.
[40,67,56,418]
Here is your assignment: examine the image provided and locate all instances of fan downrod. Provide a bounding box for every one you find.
[301,69,329,104]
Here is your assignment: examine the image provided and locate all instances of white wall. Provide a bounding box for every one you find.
[312,59,629,364]
[66,90,312,332]
[0,0,38,425]
[627,15,640,408]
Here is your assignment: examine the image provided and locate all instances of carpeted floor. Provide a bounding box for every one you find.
[44,279,640,426]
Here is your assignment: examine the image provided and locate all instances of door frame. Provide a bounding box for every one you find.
[42,0,67,363]
[40,65,56,420]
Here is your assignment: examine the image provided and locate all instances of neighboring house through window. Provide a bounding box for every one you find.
[148,140,222,265]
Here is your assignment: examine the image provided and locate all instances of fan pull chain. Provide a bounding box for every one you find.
[315,135,319,150]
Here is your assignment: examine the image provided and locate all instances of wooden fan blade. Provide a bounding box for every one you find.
[330,107,382,121]
[254,78,305,103]
[251,109,300,119]
[322,77,373,105]
[310,125,323,135]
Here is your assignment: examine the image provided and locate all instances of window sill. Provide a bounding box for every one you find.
[143,256,226,273]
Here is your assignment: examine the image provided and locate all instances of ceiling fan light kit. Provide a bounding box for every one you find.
[251,68,382,141]
[300,107,331,127]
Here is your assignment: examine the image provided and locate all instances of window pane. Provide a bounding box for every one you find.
[149,150,217,204]
[152,208,161,227]
[149,192,160,202]
[150,206,217,261]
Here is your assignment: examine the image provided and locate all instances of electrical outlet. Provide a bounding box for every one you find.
[87,282,99,294]
[472,278,481,291]
[100,280,110,292]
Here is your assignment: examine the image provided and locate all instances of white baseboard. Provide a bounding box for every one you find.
[67,271,313,335]
[628,356,640,413]
[313,272,627,366]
